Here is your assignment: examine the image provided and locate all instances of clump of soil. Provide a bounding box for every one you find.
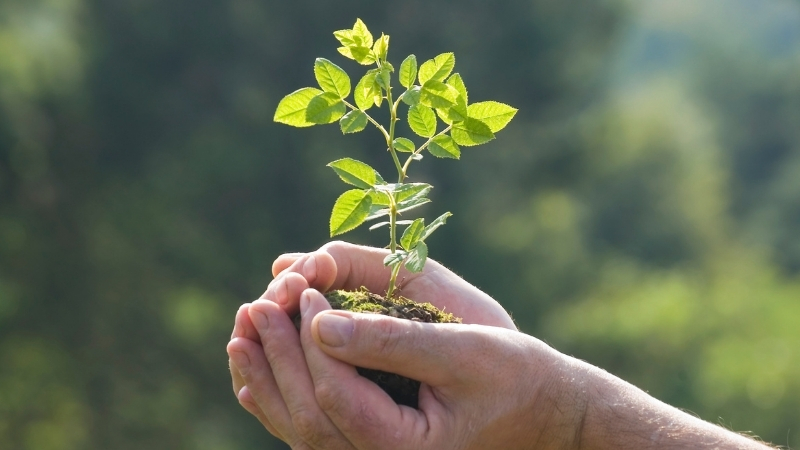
[296,289,461,408]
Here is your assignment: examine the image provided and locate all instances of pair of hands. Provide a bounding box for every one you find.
[226,241,587,449]
[226,242,773,450]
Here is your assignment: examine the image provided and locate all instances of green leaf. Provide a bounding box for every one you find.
[467,101,517,133]
[394,183,432,203]
[327,158,380,189]
[339,110,368,134]
[383,250,408,267]
[333,29,356,47]
[314,58,351,99]
[401,86,421,106]
[404,241,428,273]
[306,92,346,124]
[421,212,452,241]
[418,52,455,84]
[352,18,373,48]
[397,196,430,214]
[427,135,461,159]
[451,117,495,146]
[376,66,391,90]
[330,189,372,236]
[447,73,468,105]
[399,55,418,88]
[407,104,437,138]
[400,218,425,250]
[371,182,432,203]
[368,190,391,207]
[420,80,459,109]
[354,71,380,111]
[338,46,375,65]
[373,34,389,61]
[273,87,323,127]
[366,206,390,221]
[436,91,467,124]
[369,220,413,231]
[393,137,415,153]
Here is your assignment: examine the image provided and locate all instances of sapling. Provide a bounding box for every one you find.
[273,18,516,407]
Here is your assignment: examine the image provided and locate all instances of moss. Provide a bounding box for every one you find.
[325,288,461,324]
[295,288,461,408]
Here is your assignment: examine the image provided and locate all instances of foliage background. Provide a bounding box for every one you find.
[1,0,799,448]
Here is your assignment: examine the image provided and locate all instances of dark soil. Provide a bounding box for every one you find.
[294,289,461,408]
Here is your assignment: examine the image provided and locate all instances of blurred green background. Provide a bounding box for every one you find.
[1,0,799,448]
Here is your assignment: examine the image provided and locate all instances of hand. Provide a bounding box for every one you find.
[230,287,588,450]
[226,241,519,447]
[230,292,776,450]
[228,242,776,449]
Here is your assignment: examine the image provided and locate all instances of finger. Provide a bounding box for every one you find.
[249,300,352,449]
[232,303,260,342]
[319,241,399,293]
[272,252,304,277]
[265,252,337,296]
[228,337,296,444]
[312,310,489,387]
[299,289,428,449]
[230,356,246,399]
[261,272,311,317]
[231,303,262,396]
[236,385,284,440]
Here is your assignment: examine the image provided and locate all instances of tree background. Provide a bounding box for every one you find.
[1,0,799,448]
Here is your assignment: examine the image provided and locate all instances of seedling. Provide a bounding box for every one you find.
[274,19,516,407]
[274,19,516,298]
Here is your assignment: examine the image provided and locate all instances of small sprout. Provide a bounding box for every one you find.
[274,18,517,298]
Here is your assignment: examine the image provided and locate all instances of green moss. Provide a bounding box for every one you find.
[325,288,461,324]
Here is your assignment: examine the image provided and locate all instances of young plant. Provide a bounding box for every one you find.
[274,18,516,299]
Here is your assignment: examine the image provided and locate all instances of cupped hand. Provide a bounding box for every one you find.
[227,241,520,448]
[230,289,589,449]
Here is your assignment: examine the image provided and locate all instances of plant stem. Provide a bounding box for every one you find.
[383,64,403,298]
[385,85,403,183]
[386,200,399,298]
[386,261,402,299]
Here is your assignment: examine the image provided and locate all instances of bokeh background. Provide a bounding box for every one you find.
[2,0,799,448]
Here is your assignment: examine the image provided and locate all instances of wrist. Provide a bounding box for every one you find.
[576,366,776,450]
[524,346,594,450]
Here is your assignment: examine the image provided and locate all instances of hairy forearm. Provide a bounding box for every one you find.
[576,365,775,450]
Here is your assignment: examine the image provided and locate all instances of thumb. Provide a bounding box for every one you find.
[311,310,474,387]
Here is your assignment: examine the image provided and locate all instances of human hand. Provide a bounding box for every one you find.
[227,242,775,449]
[227,241,521,447]
[230,288,588,449]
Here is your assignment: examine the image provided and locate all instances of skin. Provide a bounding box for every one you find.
[227,241,776,450]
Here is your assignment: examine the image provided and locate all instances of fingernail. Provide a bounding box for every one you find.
[317,313,353,347]
[250,309,270,332]
[275,278,288,305]
[232,322,242,339]
[300,292,311,318]
[231,351,251,376]
[303,255,317,282]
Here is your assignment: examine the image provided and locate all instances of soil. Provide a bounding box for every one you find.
[294,289,461,408]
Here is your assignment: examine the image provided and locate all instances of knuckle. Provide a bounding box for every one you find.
[370,317,406,358]
[321,240,349,253]
[291,408,323,443]
[314,377,347,412]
